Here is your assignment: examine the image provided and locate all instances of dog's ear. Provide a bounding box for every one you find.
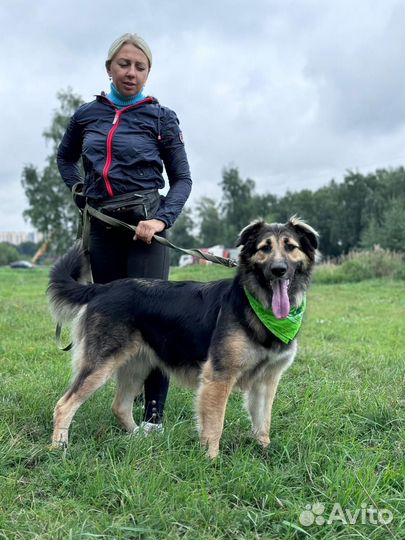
[288,215,319,251]
[236,219,265,247]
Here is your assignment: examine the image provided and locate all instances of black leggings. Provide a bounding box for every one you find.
[89,217,170,423]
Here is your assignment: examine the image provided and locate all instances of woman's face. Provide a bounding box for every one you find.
[107,43,149,97]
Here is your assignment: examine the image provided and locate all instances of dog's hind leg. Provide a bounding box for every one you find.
[246,371,282,448]
[51,355,128,449]
[197,361,237,459]
[112,352,153,433]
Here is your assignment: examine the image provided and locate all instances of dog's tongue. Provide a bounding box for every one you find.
[271,280,290,319]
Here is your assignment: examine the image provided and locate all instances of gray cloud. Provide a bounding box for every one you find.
[0,0,403,231]
[303,1,404,135]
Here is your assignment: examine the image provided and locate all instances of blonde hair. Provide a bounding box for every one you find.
[106,33,152,70]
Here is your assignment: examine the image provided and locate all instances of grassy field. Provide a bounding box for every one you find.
[0,265,404,540]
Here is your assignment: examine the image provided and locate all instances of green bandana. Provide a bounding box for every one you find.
[244,288,307,344]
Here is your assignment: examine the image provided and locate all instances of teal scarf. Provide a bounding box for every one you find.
[107,83,146,108]
[244,288,306,344]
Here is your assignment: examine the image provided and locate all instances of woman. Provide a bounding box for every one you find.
[57,33,192,433]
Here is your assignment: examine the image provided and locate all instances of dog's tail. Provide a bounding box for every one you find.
[48,242,102,323]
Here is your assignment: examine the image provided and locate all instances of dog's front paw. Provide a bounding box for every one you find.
[200,434,220,459]
[49,439,68,451]
[207,444,219,459]
[49,431,68,451]
[255,433,270,448]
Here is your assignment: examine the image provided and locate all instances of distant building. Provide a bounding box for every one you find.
[0,231,43,245]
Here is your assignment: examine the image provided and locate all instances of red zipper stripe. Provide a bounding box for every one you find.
[102,112,120,197]
[101,97,155,198]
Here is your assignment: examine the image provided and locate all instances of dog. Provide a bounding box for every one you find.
[48,216,318,458]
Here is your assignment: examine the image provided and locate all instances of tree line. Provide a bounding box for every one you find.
[0,241,40,266]
[20,90,404,259]
[171,165,404,261]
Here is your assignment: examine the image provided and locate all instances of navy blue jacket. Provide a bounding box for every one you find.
[57,94,192,228]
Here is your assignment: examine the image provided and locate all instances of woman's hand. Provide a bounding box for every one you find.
[134,219,166,244]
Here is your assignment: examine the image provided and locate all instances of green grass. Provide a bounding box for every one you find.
[0,266,404,539]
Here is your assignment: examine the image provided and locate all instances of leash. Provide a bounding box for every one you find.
[55,200,238,351]
[85,204,238,268]
[55,322,73,351]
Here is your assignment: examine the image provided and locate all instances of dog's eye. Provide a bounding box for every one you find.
[259,244,272,253]
[285,243,298,252]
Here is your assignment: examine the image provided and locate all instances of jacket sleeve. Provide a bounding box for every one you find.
[57,109,85,190]
[154,108,192,228]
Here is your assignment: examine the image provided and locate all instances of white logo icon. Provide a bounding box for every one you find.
[299,502,393,527]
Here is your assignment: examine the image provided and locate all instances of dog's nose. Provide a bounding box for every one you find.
[271,262,288,277]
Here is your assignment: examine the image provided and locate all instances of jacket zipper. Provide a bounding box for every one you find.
[102,97,154,198]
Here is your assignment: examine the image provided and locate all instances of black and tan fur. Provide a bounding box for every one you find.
[48,217,318,458]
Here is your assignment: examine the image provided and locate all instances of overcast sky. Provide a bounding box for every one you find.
[0,0,403,232]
